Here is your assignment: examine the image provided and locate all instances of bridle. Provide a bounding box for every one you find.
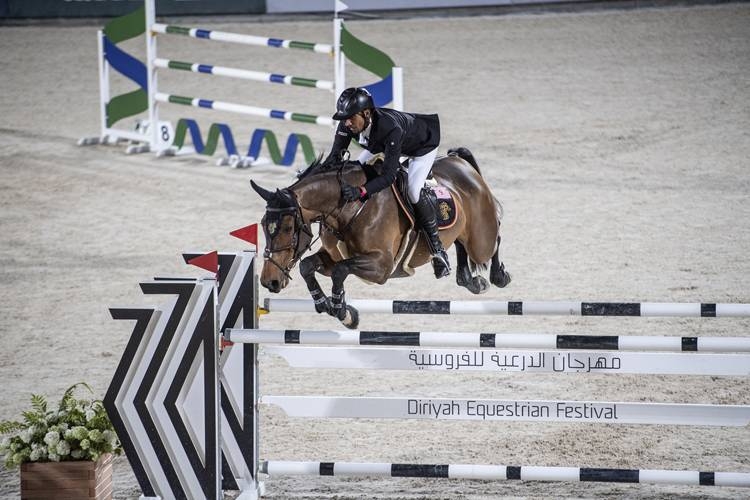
[260,192,314,281]
[260,158,370,278]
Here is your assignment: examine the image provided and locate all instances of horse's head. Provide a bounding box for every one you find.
[250,180,314,293]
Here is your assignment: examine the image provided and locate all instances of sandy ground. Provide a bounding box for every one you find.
[1,3,749,499]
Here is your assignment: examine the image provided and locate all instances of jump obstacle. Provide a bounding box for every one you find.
[106,248,750,499]
[80,1,403,167]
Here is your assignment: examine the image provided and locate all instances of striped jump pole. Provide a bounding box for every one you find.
[151,23,333,54]
[154,92,334,127]
[225,329,750,352]
[261,461,750,488]
[153,58,334,90]
[143,0,345,158]
[263,298,750,317]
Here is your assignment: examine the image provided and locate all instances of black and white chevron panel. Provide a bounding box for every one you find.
[105,279,220,500]
[260,461,750,487]
[183,251,258,492]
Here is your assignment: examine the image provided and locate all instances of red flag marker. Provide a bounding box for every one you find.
[187,250,218,274]
[230,223,258,246]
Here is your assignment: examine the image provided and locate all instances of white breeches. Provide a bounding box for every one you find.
[406,148,438,203]
[357,147,438,203]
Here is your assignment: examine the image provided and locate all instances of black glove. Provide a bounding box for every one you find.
[341,183,362,202]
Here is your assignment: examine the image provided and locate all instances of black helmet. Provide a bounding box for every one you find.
[332,87,374,120]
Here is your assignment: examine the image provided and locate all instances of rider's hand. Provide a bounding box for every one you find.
[341,183,363,202]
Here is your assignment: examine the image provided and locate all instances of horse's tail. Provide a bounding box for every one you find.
[447,146,503,222]
[447,147,481,175]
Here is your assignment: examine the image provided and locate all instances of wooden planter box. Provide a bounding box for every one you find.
[20,453,113,500]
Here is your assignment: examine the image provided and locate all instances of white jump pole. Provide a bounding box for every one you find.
[261,460,750,488]
[263,298,750,317]
[225,329,750,352]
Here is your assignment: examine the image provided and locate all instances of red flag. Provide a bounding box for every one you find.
[230,223,258,246]
[187,250,218,274]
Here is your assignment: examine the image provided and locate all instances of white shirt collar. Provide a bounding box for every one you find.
[358,120,372,146]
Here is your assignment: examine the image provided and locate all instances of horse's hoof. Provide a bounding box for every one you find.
[490,264,512,288]
[463,276,489,295]
[491,270,511,288]
[340,306,360,330]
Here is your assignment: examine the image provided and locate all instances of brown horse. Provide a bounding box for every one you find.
[250,147,511,329]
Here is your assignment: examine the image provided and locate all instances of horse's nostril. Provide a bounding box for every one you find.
[270,280,280,291]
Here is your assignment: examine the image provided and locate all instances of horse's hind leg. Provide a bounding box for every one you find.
[490,236,512,288]
[455,241,489,294]
[455,242,471,287]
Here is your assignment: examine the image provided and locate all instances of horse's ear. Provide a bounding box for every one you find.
[277,188,295,205]
[250,180,274,202]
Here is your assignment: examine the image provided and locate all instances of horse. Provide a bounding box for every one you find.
[250,147,511,329]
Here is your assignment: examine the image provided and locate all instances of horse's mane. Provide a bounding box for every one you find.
[294,155,363,184]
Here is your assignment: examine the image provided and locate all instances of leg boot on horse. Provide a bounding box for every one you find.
[414,188,451,279]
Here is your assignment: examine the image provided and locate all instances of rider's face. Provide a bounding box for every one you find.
[344,111,369,134]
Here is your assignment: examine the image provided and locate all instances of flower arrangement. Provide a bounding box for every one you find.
[0,383,122,468]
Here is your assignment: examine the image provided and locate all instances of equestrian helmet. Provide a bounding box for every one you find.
[332,87,374,120]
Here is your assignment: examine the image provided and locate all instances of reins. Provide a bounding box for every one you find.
[318,159,369,240]
[261,156,370,279]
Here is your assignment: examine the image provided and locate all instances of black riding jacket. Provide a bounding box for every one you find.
[326,108,440,196]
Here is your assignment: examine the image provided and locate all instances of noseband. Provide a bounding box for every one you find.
[261,192,314,281]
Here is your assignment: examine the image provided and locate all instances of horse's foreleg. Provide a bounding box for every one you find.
[490,235,512,288]
[328,258,360,329]
[328,255,389,329]
[300,251,335,314]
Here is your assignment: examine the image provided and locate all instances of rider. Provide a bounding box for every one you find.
[323,87,450,279]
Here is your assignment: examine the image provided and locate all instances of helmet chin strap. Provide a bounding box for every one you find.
[362,110,372,130]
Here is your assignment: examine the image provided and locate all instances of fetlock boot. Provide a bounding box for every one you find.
[414,190,451,278]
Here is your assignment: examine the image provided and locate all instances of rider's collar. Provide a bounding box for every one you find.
[358,119,372,146]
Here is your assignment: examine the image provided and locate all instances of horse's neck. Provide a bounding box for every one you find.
[295,175,341,219]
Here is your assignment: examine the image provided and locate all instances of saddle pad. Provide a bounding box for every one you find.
[432,186,457,229]
[390,181,458,230]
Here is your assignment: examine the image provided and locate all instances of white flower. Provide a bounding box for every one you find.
[71,449,84,459]
[55,441,71,457]
[69,426,88,440]
[102,430,115,445]
[48,452,60,462]
[43,431,60,447]
[29,448,42,461]
[88,429,102,442]
[20,428,33,444]
[85,409,96,421]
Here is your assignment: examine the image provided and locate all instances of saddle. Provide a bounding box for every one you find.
[361,159,458,278]
[361,161,458,230]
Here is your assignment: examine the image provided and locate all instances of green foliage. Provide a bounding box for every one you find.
[0,383,122,469]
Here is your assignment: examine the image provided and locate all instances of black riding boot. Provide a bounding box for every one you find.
[414,189,451,279]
